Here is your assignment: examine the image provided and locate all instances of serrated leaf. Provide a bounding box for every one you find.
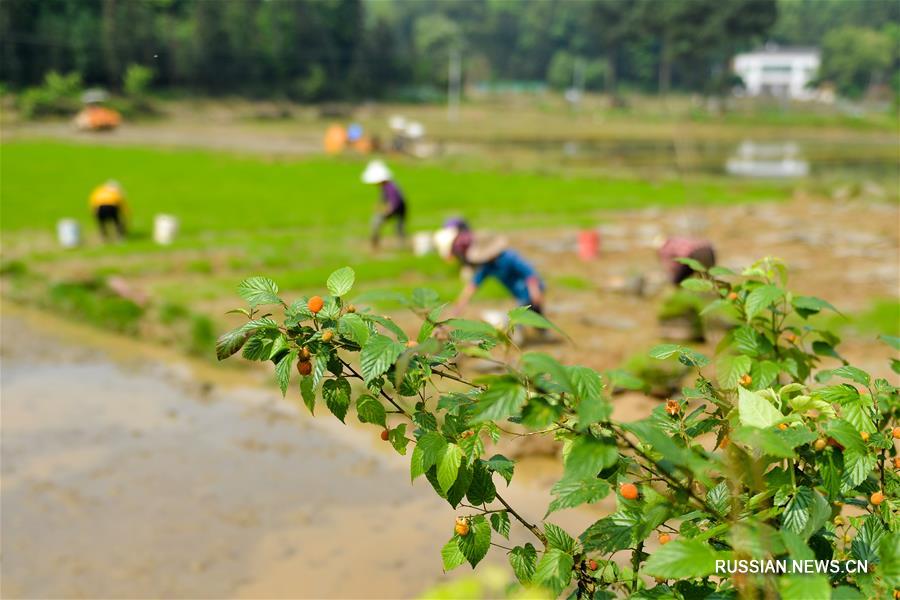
[750,360,780,390]
[441,537,466,572]
[792,295,838,319]
[217,326,252,361]
[417,432,448,473]
[466,462,496,505]
[484,454,515,485]
[299,375,315,414]
[237,276,281,307]
[649,344,681,360]
[508,306,567,338]
[457,515,491,568]
[471,380,526,423]
[841,448,876,491]
[745,284,783,321]
[831,365,871,387]
[509,544,537,584]
[275,350,297,396]
[547,477,610,515]
[563,436,617,480]
[782,487,812,534]
[437,443,463,493]
[706,481,730,517]
[322,377,351,422]
[533,548,573,593]
[717,354,752,389]
[326,267,355,297]
[643,539,728,579]
[779,574,831,600]
[738,386,784,428]
[388,423,409,455]
[680,278,713,292]
[490,511,510,539]
[338,313,370,346]
[544,523,577,553]
[580,512,641,552]
[359,334,403,383]
[355,394,386,428]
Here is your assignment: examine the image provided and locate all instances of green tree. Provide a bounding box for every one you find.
[820,26,893,98]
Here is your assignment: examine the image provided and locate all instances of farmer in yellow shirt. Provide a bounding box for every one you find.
[89,180,127,240]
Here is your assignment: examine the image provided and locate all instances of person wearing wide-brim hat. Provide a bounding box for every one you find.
[361,160,407,250]
[434,219,545,316]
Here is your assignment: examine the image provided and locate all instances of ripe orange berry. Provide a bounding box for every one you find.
[321,330,334,343]
[380,429,390,441]
[299,347,311,360]
[893,427,900,439]
[740,374,753,387]
[406,339,417,348]
[454,517,470,536]
[620,483,639,500]
[718,435,730,449]
[814,439,827,451]
[860,431,870,442]
[778,423,788,431]
[658,533,671,545]
[665,399,680,417]
[784,332,798,343]
[870,491,885,506]
[727,292,739,301]
[893,457,900,470]
[587,559,598,571]
[307,296,324,313]
[297,360,312,376]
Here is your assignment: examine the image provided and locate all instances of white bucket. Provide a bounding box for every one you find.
[481,309,509,330]
[153,214,179,245]
[57,219,80,248]
[412,231,434,256]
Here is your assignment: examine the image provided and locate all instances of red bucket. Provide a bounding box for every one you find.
[578,230,600,261]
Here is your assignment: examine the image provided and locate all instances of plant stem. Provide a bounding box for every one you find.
[495,491,547,545]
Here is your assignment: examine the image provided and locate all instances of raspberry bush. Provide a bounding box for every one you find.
[218,259,899,598]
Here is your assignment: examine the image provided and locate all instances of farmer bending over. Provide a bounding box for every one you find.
[435,219,545,316]
[89,179,127,241]
[656,236,716,285]
[361,160,406,250]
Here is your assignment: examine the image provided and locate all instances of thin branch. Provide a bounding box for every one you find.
[339,358,409,416]
[495,491,547,545]
[432,368,480,387]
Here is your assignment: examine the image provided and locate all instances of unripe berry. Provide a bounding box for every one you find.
[321,330,334,343]
[740,374,753,387]
[658,533,671,545]
[299,347,311,360]
[784,332,798,343]
[307,296,324,313]
[380,429,389,441]
[347,304,356,313]
[620,483,639,500]
[454,517,470,536]
[297,360,312,376]
[778,423,788,431]
[833,516,844,527]
[870,491,885,506]
[664,399,680,417]
[860,431,870,442]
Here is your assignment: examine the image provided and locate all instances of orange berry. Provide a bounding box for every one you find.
[297,360,312,376]
[658,533,671,545]
[321,330,334,343]
[665,399,680,417]
[307,296,324,313]
[620,483,639,500]
[893,457,900,470]
[299,347,311,360]
[860,431,870,442]
[784,332,798,343]
[346,304,356,313]
[587,559,598,571]
[727,292,738,301]
[406,339,417,348]
[718,435,730,449]
[454,517,470,536]
[870,491,885,506]
[814,439,827,451]
[893,427,900,439]
[778,423,788,431]
[740,374,753,386]
[380,429,390,441]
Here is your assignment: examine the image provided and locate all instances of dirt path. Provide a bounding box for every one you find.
[0,305,603,599]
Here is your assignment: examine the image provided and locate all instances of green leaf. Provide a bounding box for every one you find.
[842,448,877,491]
[437,443,463,493]
[361,313,408,342]
[509,544,537,584]
[417,432,449,474]
[484,455,515,485]
[851,515,886,563]
[716,354,752,389]
[580,511,641,553]
[547,477,610,515]
[779,575,831,600]
[466,462,496,505]
[533,548,573,593]
[709,266,736,277]
[745,284,783,321]
[563,436,617,481]
[878,334,900,350]
[782,487,829,540]
[322,377,351,422]
[338,313,370,346]
[831,365,871,387]
[680,278,714,292]
[643,539,729,579]
[738,386,784,428]
[490,511,510,539]
[326,267,355,297]
[389,423,409,455]
[457,515,491,568]
[237,276,281,307]
[649,344,681,360]
[299,375,315,414]
[359,334,403,383]
[274,350,297,397]
[792,295,838,319]
[706,481,730,517]
[471,380,526,423]
[544,523,577,553]
[521,352,573,393]
[216,326,252,360]
[441,537,466,572]
[675,257,709,273]
[355,394,386,428]
[879,532,900,588]
[508,306,567,338]
[750,360,780,390]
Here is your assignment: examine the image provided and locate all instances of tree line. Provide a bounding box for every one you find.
[1,0,897,101]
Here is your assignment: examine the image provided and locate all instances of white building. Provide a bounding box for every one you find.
[732,44,820,100]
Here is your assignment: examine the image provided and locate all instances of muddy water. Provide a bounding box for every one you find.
[0,307,597,599]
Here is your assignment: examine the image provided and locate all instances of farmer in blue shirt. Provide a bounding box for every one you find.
[362,160,406,250]
[434,219,545,316]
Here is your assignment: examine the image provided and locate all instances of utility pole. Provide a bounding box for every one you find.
[447,46,462,122]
